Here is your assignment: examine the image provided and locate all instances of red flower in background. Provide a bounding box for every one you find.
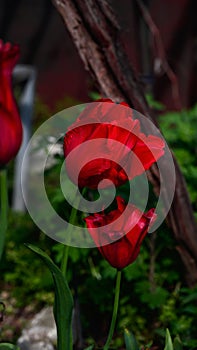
[64,99,165,189]
[85,197,156,270]
[0,40,22,167]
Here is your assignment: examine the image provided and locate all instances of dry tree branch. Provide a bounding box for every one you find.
[136,0,182,110]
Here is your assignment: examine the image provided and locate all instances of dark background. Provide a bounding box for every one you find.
[1,0,196,110]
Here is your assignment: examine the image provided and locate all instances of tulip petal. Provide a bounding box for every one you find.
[0,41,22,167]
[85,197,156,269]
[64,99,165,189]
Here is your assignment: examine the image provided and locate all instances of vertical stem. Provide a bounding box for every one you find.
[0,168,8,261]
[60,201,79,277]
[61,187,86,277]
[59,187,87,350]
[103,269,122,350]
[61,244,69,278]
[149,232,156,293]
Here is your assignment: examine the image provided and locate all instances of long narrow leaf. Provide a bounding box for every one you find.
[173,336,183,350]
[124,328,139,350]
[25,244,74,350]
[164,329,174,350]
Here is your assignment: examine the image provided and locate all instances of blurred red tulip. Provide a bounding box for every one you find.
[0,40,22,167]
[85,196,156,270]
[64,99,165,189]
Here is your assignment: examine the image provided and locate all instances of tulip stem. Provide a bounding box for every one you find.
[60,204,79,277]
[61,245,69,279]
[61,187,86,277]
[103,269,122,350]
[0,168,8,261]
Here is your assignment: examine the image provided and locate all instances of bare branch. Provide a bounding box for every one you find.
[136,0,182,110]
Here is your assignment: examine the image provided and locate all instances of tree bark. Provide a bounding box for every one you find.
[52,0,197,287]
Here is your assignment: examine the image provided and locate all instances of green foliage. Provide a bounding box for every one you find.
[124,329,139,350]
[1,95,197,348]
[163,329,183,350]
[164,329,173,350]
[0,211,54,307]
[146,93,165,111]
[173,336,183,350]
[159,104,197,213]
[26,244,74,350]
[0,169,8,262]
[88,91,101,101]
[0,344,19,350]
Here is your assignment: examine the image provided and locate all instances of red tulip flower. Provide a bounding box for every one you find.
[84,197,156,270]
[64,99,165,189]
[0,40,22,167]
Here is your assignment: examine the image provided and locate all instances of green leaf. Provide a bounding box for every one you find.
[88,91,101,100]
[124,328,139,350]
[164,329,174,350]
[173,335,183,350]
[25,244,74,350]
[0,344,20,350]
[84,346,94,350]
[145,93,165,110]
[139,285,169,309]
